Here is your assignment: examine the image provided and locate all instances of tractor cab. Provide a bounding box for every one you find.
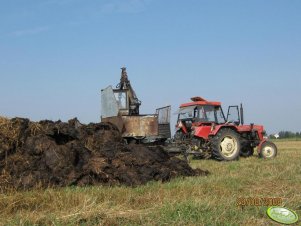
[176,97,227,133]
[177,96,244,125]
[178,104,226,124]
[176,96,244,136]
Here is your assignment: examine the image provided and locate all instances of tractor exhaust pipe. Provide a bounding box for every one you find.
[240,103,244,125]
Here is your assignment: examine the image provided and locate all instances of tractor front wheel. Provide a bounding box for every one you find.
[259,141,277,159]
[211,128,241,161]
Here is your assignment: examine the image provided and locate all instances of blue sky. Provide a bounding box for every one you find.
[0,0,300,133]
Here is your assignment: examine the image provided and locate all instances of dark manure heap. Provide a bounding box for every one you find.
[0,117,208,190]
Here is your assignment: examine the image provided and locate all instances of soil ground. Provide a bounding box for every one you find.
[0,117,207,190]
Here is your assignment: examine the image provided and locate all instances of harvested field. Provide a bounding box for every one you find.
[0,117,207,190]
[0,140,300,225]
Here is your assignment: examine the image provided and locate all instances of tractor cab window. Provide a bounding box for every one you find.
[197,106,213,122]
[214,106,226,124]
[178,106,197,120]
[197,105,226,124]
[177,106,197,131]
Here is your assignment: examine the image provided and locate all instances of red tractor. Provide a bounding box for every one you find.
[174,97,277,161]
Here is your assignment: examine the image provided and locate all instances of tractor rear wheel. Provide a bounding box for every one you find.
[259,141,277,159]
[211,128,241,161]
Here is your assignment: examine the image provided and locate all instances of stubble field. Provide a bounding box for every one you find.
[1,140,300,225]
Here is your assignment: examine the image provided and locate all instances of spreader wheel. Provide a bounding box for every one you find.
[211,128,241,161]
[259,141,277,159]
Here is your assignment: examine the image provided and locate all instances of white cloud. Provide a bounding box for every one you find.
[10,26,49,37]
[101,0,152,14]
[42,0,83,6]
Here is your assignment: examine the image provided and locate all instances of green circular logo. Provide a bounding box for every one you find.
[267,207,299,225]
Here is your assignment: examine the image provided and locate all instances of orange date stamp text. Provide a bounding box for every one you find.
[236,197,283,206]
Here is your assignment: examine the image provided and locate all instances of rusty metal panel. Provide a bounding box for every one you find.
[102,115,159,138]
[121,115,158,137]
[101,116,124,133]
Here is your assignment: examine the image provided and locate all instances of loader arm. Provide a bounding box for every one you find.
[116,67,141,115]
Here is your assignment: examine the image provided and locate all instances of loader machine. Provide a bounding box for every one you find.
[101,67,171,144]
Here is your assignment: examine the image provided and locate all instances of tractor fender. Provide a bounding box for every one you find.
[210,125,238,136]
[257,139,268,154]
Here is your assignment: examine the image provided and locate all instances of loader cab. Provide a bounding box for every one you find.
[113,89,129,115]
[102,87,139,116]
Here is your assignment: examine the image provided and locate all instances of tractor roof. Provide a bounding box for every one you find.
[180,96,221,108]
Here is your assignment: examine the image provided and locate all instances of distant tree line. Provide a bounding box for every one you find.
[269,131,301,139]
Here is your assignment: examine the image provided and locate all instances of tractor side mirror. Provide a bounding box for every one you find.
[226,106,240,125]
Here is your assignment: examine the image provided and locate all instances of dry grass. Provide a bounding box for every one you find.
[0,116,43,142]
[0,140,300,225]
[0,116,17,143]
